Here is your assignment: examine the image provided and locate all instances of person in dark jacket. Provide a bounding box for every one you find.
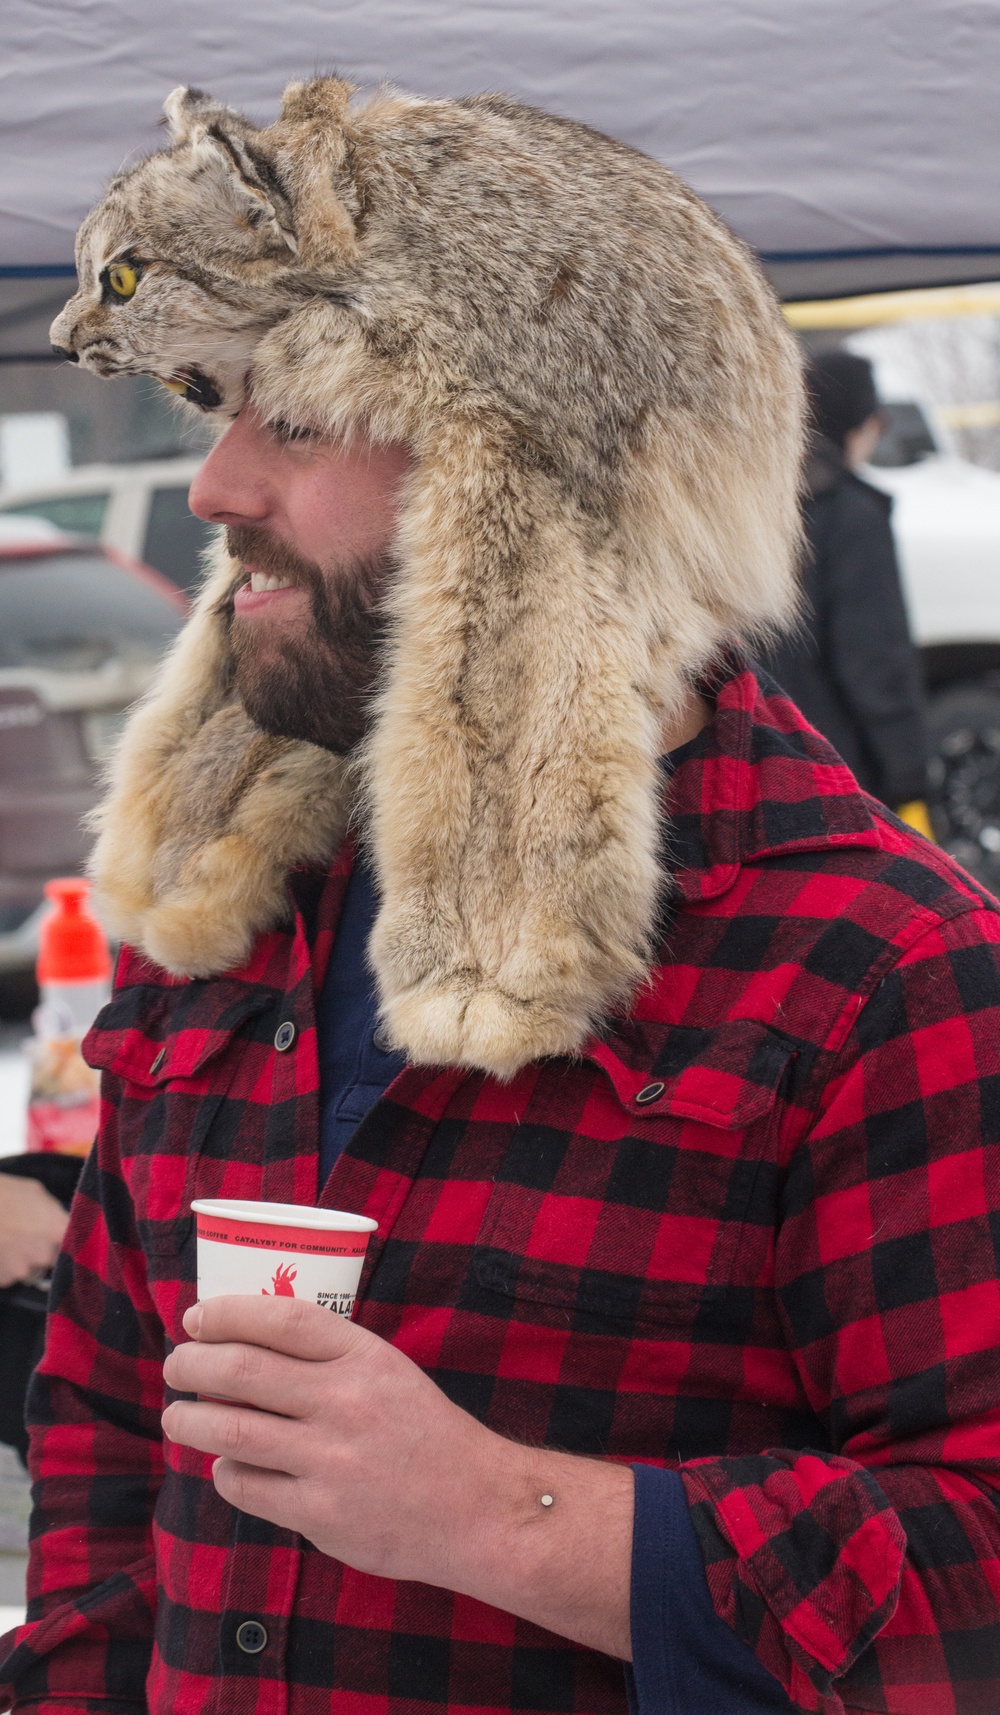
[768,349,931,825]
[0,1153,80,1458]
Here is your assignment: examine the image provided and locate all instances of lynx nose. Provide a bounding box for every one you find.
[51,344,79,363]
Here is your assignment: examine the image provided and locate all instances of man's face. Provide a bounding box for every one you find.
[188,407,411,752]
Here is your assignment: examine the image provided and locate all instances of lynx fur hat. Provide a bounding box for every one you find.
[51,78,804,1079]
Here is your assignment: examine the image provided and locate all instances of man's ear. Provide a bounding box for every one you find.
[163,86,298,256]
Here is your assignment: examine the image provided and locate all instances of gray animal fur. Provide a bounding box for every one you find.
[51,76,804,1078]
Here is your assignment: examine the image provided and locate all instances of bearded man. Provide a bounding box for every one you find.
[2,76,999,1715]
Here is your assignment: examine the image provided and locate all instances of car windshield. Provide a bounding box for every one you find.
[1,493,111,537]
[143,485,216,594]
[867,402,939,468]
[0,550,182,670]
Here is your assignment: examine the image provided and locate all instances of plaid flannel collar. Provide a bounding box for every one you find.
[578,658,885,1113]
[666,656,880,904]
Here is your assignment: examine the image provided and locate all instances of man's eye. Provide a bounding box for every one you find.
[271,420,315,444]
[103,261,141,300]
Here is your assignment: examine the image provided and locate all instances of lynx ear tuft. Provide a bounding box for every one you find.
[163,86,213,145]
[279,76,355,128]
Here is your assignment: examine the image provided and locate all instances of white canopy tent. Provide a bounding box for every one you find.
[2,0,999,322]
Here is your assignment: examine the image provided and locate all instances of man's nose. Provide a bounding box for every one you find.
[188,414,273,526]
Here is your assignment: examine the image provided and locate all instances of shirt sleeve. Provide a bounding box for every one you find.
[628,1463,794,1714]
[675,903,1000,1713]
[0,1076,162,1714]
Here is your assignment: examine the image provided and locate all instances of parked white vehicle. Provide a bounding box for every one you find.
[872,453,1000,654]
[0,456,210,596]
[859,403,1000,882]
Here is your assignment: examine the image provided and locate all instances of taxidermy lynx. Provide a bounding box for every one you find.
[52,78,803,1078]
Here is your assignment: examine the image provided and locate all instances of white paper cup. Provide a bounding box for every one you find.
[191,1199,378,1319]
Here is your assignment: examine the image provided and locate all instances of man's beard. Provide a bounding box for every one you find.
[227,524,395,754]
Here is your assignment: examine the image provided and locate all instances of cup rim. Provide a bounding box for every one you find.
[191,1198,378,1234]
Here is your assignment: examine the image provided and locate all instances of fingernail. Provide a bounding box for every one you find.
[183,1302,203,1336]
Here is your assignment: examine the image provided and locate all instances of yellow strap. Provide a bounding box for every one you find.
[895,800,935,841]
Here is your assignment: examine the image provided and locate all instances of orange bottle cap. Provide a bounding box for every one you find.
[36,878,112,984]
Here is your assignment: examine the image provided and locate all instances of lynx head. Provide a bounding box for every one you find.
[50,81,360,414]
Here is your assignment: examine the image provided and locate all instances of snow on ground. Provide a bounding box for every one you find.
[0,1023,35,1621]
[0,1391,29,1622]
[0,1437,28,1619]
[0,1025,29,1156]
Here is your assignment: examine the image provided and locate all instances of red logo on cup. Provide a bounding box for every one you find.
[193,1199,378,1317]
[262,1262,297,1297]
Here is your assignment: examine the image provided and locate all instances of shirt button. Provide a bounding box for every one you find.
[273,1021,297,1053]
[635,1081,666,1106]
[235,1619,268,1654]
[150,1047,166,1076]
[372,1024,395,1055]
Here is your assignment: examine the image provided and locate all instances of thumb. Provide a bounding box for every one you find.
[183,1293,370,1359]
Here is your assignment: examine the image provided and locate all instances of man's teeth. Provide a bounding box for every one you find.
[249,571,294,593]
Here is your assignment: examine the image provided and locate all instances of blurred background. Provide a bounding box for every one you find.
[2,0,1000,1625]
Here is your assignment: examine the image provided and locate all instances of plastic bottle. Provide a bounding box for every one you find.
[26,878,112,1154]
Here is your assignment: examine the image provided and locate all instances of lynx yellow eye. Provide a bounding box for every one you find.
[107,262,138,299]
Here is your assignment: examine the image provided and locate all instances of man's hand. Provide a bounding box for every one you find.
[162,1296,634,1659]
[0,1173,69,1288]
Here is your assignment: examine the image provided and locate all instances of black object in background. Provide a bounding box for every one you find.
[0,1152,83,1460]
[767,350,929,810]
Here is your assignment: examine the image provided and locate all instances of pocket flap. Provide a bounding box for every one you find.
[83,978,276,1087]
[589,1019,796,1130]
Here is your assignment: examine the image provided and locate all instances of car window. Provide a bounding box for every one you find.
[0,550,182,670]
[143,485,216,594]
[868,402,938,468]
[0,493,111,537]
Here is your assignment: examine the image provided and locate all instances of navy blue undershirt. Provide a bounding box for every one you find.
[315,839,792,1715]
[628,1466,794,1713]
[317,850,407,1183]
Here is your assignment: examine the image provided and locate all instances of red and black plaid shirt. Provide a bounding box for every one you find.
[3,661,1000,1715]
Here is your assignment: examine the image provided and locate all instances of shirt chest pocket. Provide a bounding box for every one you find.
[470,1021,796,1332]
[84,980,278,1261]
